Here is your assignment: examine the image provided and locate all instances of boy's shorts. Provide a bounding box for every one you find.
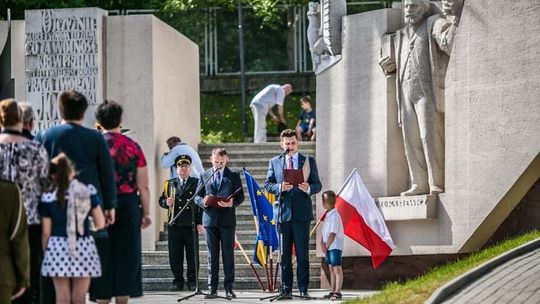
[299,123,310,133]
[325,249,343,266]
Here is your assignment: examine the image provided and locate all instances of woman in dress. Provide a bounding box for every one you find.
[40,153,106,303]
[0,98,49,303]
[91,100,151,304]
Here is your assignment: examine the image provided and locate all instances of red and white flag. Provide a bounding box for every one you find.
[335,168,395,269]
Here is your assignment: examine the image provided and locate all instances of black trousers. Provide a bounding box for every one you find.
[168,226,198,287]
[280,220,310,293]
[204,226,235,291]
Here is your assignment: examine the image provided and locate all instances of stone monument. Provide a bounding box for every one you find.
[307,0,346,74]
[25,8,107,129]
[378,0,462,196]
[315,0,540,288]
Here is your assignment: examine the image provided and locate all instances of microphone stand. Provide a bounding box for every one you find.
[260,150,315,301]
[172,168,230,302]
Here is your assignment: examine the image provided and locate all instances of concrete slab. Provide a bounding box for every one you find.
[112,289,377,304]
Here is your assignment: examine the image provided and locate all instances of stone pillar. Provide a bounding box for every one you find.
[106,15,200,250]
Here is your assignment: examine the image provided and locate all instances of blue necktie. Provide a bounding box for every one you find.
[214,171,221,189]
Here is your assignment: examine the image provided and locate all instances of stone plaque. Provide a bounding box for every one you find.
[376,194,437,221]
[25,8,107,129]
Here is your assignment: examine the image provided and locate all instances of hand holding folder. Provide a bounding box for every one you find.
[205,187,242,208]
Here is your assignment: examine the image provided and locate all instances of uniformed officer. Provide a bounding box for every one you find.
[158,154,202,291]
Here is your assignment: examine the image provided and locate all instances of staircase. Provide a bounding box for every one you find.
[142,141,319,291]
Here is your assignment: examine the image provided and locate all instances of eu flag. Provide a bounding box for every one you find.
[244,170,279,267]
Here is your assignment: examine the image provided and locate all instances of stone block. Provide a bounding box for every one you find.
[376,194,437,221]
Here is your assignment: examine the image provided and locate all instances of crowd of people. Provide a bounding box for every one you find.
[0,86,340,303]
[0,91,151,304]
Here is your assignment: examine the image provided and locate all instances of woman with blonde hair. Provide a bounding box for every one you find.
[0,98,49,303]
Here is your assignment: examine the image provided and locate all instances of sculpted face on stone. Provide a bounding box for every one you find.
[403,0,430,25]
[441,0,457,16]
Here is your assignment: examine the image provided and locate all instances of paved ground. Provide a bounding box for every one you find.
[119,289,377,303]
[442,247,540,304]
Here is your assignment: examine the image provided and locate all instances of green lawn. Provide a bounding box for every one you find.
[348,230,540,304]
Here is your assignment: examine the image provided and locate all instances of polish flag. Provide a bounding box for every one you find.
[335,168,395,269]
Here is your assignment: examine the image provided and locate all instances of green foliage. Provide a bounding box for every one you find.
[201,130,234,144]
[201,91,315,142]
[350,230,540,304]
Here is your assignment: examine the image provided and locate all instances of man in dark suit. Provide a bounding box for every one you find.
[158,155,202,292]
[195,148,244,299]
[265,129,322,299]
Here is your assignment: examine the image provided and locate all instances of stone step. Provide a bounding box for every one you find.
[154,238,318,251]
[143,276,320,291]
[143,249,319,265]
[198,142,315,151]
[142,263,321,279]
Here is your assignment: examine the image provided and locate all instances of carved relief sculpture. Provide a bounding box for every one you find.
[307,0,346,75]
[379,0,462,196]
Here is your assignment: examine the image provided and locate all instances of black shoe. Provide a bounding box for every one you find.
[204,291,218,299]
[300,291,311,299]
[277,290,292,301]
[170,284,184,291]
[225,289,236,299]
[186,285,196,291]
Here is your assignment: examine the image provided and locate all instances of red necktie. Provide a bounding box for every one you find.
[288,157,293,170]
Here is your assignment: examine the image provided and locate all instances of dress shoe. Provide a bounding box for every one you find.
[276,290,292,300]
[170,284,183,291]
[204,291,218,299]
[225,289,237,299]
[300,291,311,299]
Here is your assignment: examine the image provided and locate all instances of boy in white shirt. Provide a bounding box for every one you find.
[320,191,344,300]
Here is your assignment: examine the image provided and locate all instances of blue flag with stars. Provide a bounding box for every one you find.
[244,170,279,267]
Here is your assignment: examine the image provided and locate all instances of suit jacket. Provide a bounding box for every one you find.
[158,177,202,227]
[265,153,322,222]
[195,167,244,228]
[35,123,117,209]
[0,180,29,290]
[390,17,449,123]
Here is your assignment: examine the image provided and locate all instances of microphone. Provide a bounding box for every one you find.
[279,149,290,158]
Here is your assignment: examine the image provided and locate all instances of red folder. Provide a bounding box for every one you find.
[284,169,304,187]
[205,187,242,208]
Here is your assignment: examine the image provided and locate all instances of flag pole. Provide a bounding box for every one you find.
[236,236,266,291]
[337,168,357,196]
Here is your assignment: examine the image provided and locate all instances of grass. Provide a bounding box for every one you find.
[348,230,540,304]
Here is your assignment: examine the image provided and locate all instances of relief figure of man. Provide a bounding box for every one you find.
[379,0,461,196]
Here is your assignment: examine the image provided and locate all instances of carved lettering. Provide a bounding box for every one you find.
[25,9,103,129]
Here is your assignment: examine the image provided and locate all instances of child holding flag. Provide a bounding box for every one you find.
[320,191,344,300]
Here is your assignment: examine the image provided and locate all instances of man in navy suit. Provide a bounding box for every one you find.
[195,148,244,299]
[265,129,322,299]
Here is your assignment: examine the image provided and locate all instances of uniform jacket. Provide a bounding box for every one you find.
[159,176,202,227]
[195,167,244,228]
